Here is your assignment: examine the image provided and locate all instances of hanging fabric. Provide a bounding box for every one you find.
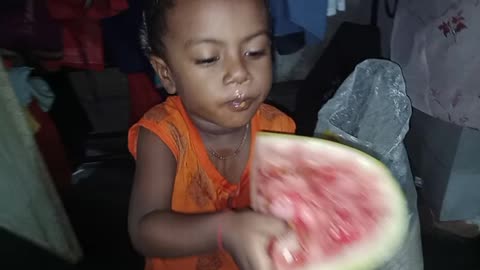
[102,0,151,74]
[0,0,62,58]
[391,0,480,130]
[0,61,82,263]
[47,0,129,70]
[392,0,480,223]
[102,0,164,122]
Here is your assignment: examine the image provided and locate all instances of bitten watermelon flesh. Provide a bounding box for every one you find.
[251,133,408,270]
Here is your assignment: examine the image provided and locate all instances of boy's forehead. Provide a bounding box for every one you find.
[167,0,268,39]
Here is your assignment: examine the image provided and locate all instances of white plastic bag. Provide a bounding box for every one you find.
[315,59,424,269]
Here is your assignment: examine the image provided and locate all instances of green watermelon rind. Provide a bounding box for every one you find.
[251,132,409,270]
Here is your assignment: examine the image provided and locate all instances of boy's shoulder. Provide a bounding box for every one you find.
[257,103,289,119]
[142,96,181,124]
[257,103,296,133]
[128,96,187,159]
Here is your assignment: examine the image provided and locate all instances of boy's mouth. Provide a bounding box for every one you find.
[229,98,252,112]
[227,89,252,111]
[233,99,247,109]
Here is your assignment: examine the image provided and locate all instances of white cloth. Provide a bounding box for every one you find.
[327,0,346,16]
[0,62,82,263]
[391,0,480,130]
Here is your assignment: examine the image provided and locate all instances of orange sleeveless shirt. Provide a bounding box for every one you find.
[128,96,295,270]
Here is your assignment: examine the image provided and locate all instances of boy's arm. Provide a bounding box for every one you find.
[128,128,288,270]
[128,127,225,257]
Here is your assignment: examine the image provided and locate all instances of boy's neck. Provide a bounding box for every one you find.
[190,114,247,138]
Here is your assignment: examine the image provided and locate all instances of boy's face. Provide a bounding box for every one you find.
[153,0,272,129]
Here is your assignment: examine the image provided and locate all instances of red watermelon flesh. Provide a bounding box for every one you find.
[251,133,408,270]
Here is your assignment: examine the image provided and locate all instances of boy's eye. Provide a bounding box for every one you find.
[195,56,220,65]
[245,50,267,58]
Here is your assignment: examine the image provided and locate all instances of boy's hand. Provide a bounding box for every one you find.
[223,210,288,270]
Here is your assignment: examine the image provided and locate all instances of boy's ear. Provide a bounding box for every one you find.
[150,56,177,94]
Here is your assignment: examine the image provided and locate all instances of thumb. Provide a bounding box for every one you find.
[248,237,276,270]
[254,214,289,237]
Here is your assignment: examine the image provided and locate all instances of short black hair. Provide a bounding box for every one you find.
[141,0,270,58]
[141,0,176,57]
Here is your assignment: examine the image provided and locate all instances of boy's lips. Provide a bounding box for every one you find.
[227,97,254,112]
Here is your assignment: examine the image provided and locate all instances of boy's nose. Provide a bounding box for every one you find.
[223,57,250,85]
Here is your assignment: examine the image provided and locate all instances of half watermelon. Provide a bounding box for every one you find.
[251,133,408,270]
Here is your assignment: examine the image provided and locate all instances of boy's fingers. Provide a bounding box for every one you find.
[248,238,275,270]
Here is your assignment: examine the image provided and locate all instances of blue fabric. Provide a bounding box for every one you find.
[8,67,55,111]
[270,0,304,36]
[270,0,328,43]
